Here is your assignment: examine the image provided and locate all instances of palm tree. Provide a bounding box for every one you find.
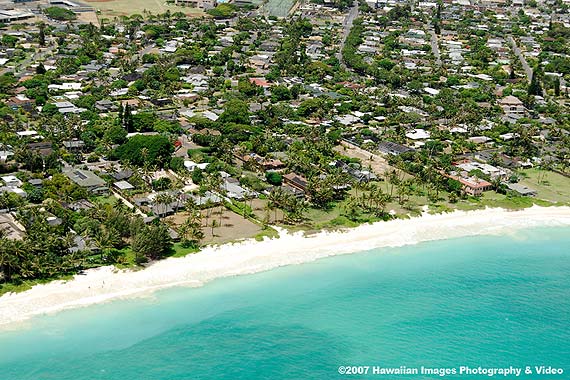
[0,238,17,283]
[387,169,400,197]
[267,188,283,223]
[369,186,391,217]
[343,196,360,221]
[185,198,198,213]
[91,226,120,262]
[155,193,174,218]
[178,213,204,247]
[204,173,224,226]
[210,220,218,237]
[140,147,150,180]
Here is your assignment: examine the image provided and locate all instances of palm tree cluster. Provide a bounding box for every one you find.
[344,183,392,221]
[267,188,307,224]
[78,201,173,264]
[1,207,81,284]
[176,199,205,248]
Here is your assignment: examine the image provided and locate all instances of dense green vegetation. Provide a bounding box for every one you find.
[206,4,237,18]
[0,202,172,293]
[113,135,174,168]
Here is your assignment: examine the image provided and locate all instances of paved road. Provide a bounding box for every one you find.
[336,0,359,69]
[508,35,532,82]
[430,30,442,67]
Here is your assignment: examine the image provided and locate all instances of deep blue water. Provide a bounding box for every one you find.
[1,227,569,379]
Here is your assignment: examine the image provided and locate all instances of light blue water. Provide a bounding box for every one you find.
[1,227,569,380]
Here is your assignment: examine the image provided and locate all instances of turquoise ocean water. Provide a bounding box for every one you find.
[1,227,569,379]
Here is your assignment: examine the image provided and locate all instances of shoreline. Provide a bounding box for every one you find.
[1,205,570,329]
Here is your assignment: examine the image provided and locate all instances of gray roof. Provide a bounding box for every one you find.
[222,179,250,200]
[506,183,537,196]
[65,169,106,188]
[378,141,415,155]
[114,180,134,190]
[54,101,75,109]
[191,191,222,206]
[70,235,99,253]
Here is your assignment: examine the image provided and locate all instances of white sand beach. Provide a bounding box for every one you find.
[1,205,570,328]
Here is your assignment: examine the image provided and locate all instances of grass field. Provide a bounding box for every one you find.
[517,168,570,203]
[84,0,205,18]
[262,0,297,18]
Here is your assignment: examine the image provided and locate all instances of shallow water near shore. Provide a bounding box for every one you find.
[1,226,569,379]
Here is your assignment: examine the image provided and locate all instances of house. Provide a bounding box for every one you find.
[447,173,493,196]
[133,196,151,207]
[235,153,285,171]
[149,192,185,217]
[378,141,415,156]
[28,179,43,188]
[0,212,26,240]
[406,129,431,140]
[331,161,377,183]
[455,160,508,179]
[506,183,537,196]
[65,199,95,211]
[69,234,100,254]
[6,95,34,111]
[468,136,492,144]
[48,83,82,92]
[172,0,215,9]
[28,142,53,157]
[497,95,525,115]
[280,185,305,199]
[168,228,180,242]
[63,139,86,152]
[64,169,108,194]
[0,186,26,198]
[184,160,209,172]
[95,100,118,112]
[0,10,34,23]
[221,176,254,200]
[53,101,86,115]
[249,78,270,88]
[283,173,308,192]
[190,191,223,206]
[0,149,14,163]
[112,170,133,181]
[46,216,63,227]
[151,203,175,217]
[17,130,39,139]
[114,180,135,191]
[1,175,22,188]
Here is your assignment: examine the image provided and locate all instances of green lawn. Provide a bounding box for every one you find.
[0,275,74,296]
[254,227,280,241]
[93,195,117,205]
[170,242,200,258]
[517,168,570,204]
